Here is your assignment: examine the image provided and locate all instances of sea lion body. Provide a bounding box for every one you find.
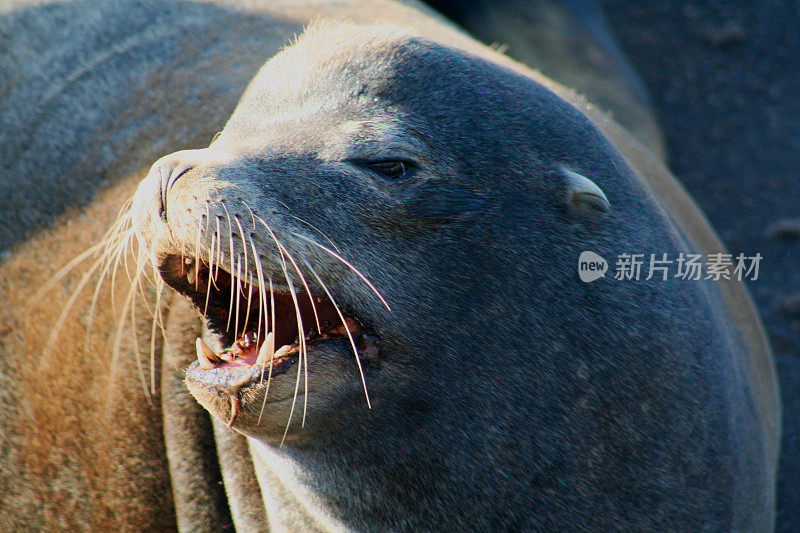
[0,0,778,530]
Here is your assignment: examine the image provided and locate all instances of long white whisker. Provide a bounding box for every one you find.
[234,216,252,335]
[279,252,307,441]
[84,229,135,352]
[257,277,277,426]
[293,233,391,311]
[111,229,139,312]
[105,267,144,419]
[214,217,223,280]
[194,217,203,291]
[40,253,108,370]
[285,214,342,253]
[248,236,266,346]
[279,244,321,334]
[204,232,216,317]
[149,279,164,395]
[230,254,240,335]
[129,273,153,405]
[250,215,321,333]
[99,210,134,263]
[33,241,105,304]
[251,216,310,432]
[222,206,237,334]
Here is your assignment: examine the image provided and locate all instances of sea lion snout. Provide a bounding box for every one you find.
[137,150,203,221]
[131,148,236,262]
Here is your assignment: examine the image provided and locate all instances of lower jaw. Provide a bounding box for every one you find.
[184,336,356,435]
[185,357,301,432]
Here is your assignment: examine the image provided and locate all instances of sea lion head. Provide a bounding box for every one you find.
[129,21,681,449]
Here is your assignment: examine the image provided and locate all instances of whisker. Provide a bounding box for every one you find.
[105,267,146,419]
[214,217,223,280]
[243,275,254,338]
[194,217,204,291]
[130,250,161,319]
[129,273,153,405]
[84,228,135,352]
[248,236,266,347]
[285,214,341,254]
[204,232,216,317]
[33,240,105,304]
[149,279,164,395]
[222,206,237,334]
[111,230,139,312]
[99,209,134,261]
[250,212,307,437]
[236,256,244,339]
[279,244,321,334]
[293,233,391,311]
[257,277,277,426]
[234,215,252,335]
[249,214,321,333]
[40,252,108,370]
[278,250,307,441]
[249,215,310,431]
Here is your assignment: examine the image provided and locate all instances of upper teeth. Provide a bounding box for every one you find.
[272,344,294,359]
[185,259,196,285]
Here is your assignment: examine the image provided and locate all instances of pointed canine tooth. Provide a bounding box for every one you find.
[196,337,216,370]
[198,336,220,362]
[186,263,196,285]
[256,332,275,365]
[273,344,293,359]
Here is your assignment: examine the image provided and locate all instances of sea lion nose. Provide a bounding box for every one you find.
[141,148,233,219]
[145,150,203,219]
[130,149,206,255]
[131,147,234,263]
[160,161,194,211]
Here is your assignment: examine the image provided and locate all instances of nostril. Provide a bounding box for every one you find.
[144,148,224,222]
[167,163,193,191]
[158,161,194,218]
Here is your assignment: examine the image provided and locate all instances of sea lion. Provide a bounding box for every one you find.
[130,14,778,532]
[0,0,779,530]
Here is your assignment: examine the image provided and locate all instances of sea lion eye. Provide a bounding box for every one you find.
[366,160,412,180]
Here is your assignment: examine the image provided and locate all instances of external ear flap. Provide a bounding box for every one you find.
[562,167,611,214]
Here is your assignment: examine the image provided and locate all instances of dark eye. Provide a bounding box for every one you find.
[366,161,413,180]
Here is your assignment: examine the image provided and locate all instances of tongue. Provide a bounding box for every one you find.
[219,341,260,367]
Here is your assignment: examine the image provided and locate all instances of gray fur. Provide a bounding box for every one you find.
[0,0,778,530]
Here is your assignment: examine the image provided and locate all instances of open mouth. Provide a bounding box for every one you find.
[158,254,376,375]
